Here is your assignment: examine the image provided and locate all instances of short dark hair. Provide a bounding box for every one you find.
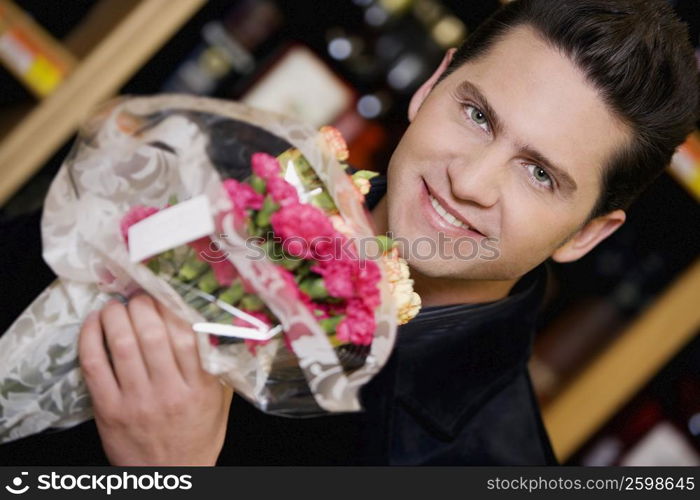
[439,0,700,221]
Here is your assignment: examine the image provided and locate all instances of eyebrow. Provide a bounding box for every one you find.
[456,80,578,194]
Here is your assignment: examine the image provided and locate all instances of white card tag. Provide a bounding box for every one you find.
[192,323,283,341]
[128,195,215,262]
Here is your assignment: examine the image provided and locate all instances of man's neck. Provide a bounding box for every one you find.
[371,195,518,307]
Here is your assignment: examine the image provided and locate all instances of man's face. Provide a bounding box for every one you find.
[385,25,630,281]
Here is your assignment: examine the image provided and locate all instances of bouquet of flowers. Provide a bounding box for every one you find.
[0,95,420,444]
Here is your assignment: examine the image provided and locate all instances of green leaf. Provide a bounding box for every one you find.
[197,270,220,295]
[146,258,160,274]
[318,315,344,334]
[375,235,395,254]
[280,255,303,270]
[250,174,266,194]
[255,196,279,227]
[239,294,265,311]
[310,191,337,212]
[299,277,328,300]
[218,281,244,305]
[351,170,379,181]
[177,256,209,281]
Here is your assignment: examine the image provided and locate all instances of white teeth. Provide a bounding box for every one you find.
[429,194,468,229]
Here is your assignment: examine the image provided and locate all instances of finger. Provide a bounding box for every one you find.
[100,300,150,395]
[78,311,121,410]
[155,300,204,384]
[127,293,184,387]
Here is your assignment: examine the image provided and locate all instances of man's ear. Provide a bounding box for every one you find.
[551,209,626,263]
[408,48,456,122]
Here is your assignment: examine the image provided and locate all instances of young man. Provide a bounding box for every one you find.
[35,0,699,465]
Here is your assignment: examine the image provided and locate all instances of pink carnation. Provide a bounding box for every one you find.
[188,237,214,258]
[336,299,376,346]
[211,261,238,287]
[275,267,328,321]
[267,175,299,206]
[311,257,381,308]
[270,203,337,259]
[311,259,356,299]
[311,231,356,262]
[223,178,264,211]
[356,260,382,309]
[251,152,281,180]
[281,238,312,259]
[120,205,159,245]
[188,237,238,287]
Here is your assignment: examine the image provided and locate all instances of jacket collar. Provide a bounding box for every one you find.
[391,263,548,440]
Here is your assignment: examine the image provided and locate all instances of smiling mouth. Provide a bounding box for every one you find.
[423,179,486,237]
[428,193,470,229]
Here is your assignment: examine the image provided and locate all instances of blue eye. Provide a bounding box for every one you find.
[525,164,554,190]
[465,105,490,132]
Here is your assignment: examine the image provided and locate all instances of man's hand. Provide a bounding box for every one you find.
[78,293,233,466]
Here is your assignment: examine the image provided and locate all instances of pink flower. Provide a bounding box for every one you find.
[211,261,238,287]
[310,257,381,308]
[188,237,213,258]
[311,259,356,299]
[223,178,264,211]
[281,238,312,259]
[120,205,159,245]
[251,152,281,180]
[276,267,329,321]
[270,203,337,260]
[187,237,238,287]
[356,260,382,309]
[336,299,376,346]
[310,232,355,262]
[267,175,298,206]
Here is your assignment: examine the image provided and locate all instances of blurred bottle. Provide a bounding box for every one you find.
[321,0,468,171]
[161,0,281,96]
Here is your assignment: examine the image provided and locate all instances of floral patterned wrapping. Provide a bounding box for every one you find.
[0,95,398,444]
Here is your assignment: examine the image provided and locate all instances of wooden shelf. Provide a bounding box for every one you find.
[0,0,205,205]
[0,0,78,96]
[542,257,700,462]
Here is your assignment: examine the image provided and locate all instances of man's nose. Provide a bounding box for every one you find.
[447,145,509,208]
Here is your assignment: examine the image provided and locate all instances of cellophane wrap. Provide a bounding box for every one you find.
[0,94,398,444]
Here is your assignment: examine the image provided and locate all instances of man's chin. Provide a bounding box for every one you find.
[406,258,477,281]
